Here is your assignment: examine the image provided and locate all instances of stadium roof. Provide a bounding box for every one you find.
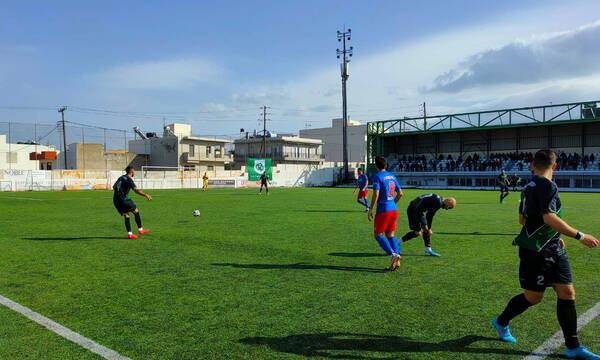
[368,100,600,136]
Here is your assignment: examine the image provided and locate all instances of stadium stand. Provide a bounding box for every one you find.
[367,101,600,191]
[386,151,600,172]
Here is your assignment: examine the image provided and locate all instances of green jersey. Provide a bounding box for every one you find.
[514,175,562,251]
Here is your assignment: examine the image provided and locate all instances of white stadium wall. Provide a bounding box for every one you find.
[0,162,353,192]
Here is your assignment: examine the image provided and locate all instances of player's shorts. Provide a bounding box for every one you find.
[374,210,398,234]
[407,205,427,231]
[113,196,136,216]
[203,181,208,187]
[499,183,509,192]
[518,241,573,292]
[357,189,368,199]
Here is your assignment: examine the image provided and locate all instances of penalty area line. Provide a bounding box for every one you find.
[523,301,600,360]
[0,294,130,360]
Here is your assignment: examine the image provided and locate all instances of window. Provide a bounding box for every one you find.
[189,144,195,157]
[206,146,212,157]
[208,165,214,171]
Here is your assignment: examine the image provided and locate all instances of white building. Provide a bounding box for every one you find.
[128,123,232,171]
[233,133,323,166]
[0,134,59,170]
[299,117,366,164]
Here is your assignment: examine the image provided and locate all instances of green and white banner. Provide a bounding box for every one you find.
[247,158,272,181]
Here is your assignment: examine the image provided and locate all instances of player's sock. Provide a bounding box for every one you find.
[388,236,400,254]
[134,212,142,229]
[124,217,132,233]
[401,232,418,242]
[557,298,580,350]
[423,232,431,248]
[375,234,393,255]
[357,199,366,207]
[497,293,533,326]
[364,198,369,209]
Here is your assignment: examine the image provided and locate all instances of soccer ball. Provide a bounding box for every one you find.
[193,209,200,216]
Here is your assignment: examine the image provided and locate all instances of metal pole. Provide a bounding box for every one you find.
[423,102,427,130]
[58,107,68,169]
[82,127,85,173]
[337,28,352,181]
[263,105,267,158]
[124,130,127,169]
[7,120,11,170]
[34,122,38,170]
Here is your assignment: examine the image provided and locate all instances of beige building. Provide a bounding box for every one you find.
[0,134,59,170]
[128,123,232,171]
[299,117,366,163]
[62,143,138,170]
[233,133,323,166]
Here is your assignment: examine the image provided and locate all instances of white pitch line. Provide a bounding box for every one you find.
[0,196,46,201]
[524,302,600,360]
[0,294,131,360]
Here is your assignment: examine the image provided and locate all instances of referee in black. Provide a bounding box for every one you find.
[491,149,600,359]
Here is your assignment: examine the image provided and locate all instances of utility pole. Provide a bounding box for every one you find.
[58,106,68,169]
[261,105,270,158]
[337,27,353,181]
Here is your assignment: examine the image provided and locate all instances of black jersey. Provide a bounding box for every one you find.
[497,173,509,186]
[113,175,136,200]
[409,194,444,228]
[514,175,562,251]
[260,173,268,184]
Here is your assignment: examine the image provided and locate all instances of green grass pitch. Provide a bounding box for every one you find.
[0,188,599,359]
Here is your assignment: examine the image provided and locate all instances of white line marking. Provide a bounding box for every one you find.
[0,294,131,360]
[0,196,46,201]
[524,301,600,360]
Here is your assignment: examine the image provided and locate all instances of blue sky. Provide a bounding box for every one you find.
[1,0,599,139]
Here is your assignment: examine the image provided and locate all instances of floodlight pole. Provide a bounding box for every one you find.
[337,28,353,181]
[58,106,68,169]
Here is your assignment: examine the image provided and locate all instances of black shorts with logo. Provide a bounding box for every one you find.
[113,196,136,216]
[407,205,427,232]
[518,240,572,292]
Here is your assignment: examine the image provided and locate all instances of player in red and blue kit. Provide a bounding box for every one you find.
[368,156,403,271]
[353,168,369,211]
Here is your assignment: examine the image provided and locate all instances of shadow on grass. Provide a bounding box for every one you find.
[328,252,427,258]
[212,263,385,273]
[295,209,359,213]
[240,333,551,359]
[328,252,387,258]
[23,236,124,241]
[437,232,518,236]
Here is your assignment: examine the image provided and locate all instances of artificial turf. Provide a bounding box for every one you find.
[0,187,598,359]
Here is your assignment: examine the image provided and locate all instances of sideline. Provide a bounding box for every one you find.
[0,294,131,360]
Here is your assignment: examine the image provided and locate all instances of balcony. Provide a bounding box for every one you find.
[182,152,232,164]
[234,152,324,163]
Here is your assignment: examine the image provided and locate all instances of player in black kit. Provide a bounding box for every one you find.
[400,194,456,256]
[491,150,600,360]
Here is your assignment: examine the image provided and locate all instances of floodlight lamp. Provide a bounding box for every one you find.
[347,37,351,40]
[338,38,341,42]
[348,28,351,32]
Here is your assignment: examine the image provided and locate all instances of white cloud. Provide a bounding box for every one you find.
[429,21,600,92]
[224,6,600,129]
[92,58,224,90]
